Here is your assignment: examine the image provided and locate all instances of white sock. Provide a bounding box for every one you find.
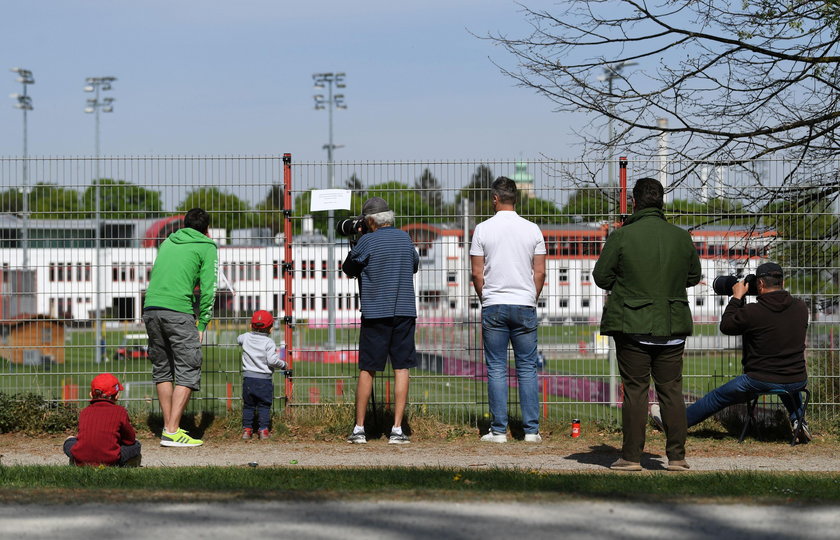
[391,426,403,435]
[353,425,365,434]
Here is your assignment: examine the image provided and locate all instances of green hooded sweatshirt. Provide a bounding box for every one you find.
[144,227,218,331]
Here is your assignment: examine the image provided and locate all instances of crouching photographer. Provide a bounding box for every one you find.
[682,262,812,442]
[340,197,419,445]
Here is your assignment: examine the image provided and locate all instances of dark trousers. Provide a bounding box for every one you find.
[63,437,142,467]
[615,335,687,462]
[242,377,274,430]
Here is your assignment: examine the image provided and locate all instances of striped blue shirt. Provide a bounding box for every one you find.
[348,226,419,318]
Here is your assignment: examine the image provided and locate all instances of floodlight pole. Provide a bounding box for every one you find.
[85,76,116,364]
[10,67,34,269]
[313,72,346,351]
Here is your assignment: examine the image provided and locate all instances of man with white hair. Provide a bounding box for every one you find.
[342,197,420,444]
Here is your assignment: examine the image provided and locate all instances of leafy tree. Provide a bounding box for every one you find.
[518,195,563,225]
[177,187,254,233]
[763,190,840,310]
[560,188,612,223]
[28,183,82,219]
[81,179,163,220]
[366,181,435,225]
[490,1,840,178]
[456,165,496,222]
[414,168,444,211]
[345,173,366,197]
[256,184,285,235]
[0,188,23,214]
[667,198,751,228]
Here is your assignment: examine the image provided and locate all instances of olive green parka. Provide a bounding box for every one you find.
[593,207,702,337]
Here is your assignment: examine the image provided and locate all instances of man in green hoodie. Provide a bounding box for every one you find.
[143,208,218,447]
[593,178,701,472]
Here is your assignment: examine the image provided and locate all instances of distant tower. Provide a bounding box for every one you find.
[512,161,535,199]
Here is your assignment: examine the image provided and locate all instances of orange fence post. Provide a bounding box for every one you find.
[336,379,344,397]
[62,378,78,403]
[226,382,233,411]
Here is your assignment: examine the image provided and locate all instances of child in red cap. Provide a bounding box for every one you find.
[238,310,287,440]
[63,373,142,467]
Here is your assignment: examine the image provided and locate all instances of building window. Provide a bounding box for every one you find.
[558,298,569,308]
[447,272,457,283]
[322,261,328,279]
[322,295,327,310]
[581,298,590,308]
[537,299,546,308]
[696,297,705,307]
[49,264,56,282]
[581,272,591,283]
[273,260,280,279]
[558,268,568,282]
[309,259,315,279]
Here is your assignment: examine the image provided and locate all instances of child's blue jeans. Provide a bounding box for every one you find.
[242,376,274,430]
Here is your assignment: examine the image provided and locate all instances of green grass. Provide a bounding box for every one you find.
[1,466,839,503]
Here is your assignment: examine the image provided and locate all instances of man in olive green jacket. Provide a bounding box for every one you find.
[593,178,701,472]
[143,208,218,447]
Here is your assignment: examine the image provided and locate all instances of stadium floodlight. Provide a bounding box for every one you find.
[10,67,34,269]
[312,71,348,351]
[84,75,117,364]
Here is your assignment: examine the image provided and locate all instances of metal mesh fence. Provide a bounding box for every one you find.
[1,155,838,425]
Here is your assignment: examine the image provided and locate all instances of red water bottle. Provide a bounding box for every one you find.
[571,419,581,438]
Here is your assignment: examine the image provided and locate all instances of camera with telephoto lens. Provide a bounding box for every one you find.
[713,274,759,296]
[336,216,368,238]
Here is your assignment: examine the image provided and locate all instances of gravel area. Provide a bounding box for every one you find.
[3,432,838,471]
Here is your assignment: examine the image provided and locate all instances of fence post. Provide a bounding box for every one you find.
[282,153,294,408]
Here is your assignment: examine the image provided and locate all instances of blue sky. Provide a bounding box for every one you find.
[1,1,583,162]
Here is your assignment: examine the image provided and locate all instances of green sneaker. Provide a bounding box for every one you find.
[161,428,203,447]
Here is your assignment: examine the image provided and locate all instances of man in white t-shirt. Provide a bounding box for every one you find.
[470,176,547,443]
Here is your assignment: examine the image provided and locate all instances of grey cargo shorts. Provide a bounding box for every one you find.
[142,310,203,391]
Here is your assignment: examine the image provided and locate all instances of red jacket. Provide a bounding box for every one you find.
[71,399,136,465]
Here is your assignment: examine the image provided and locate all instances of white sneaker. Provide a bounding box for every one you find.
[650,403,665,431]
[524,433,542,443]
[480,431,507,443]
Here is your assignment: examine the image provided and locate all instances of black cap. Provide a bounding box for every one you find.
[756,262,783,278]
[361,196,390,216]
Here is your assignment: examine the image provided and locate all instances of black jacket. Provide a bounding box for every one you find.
[720,290,808,383]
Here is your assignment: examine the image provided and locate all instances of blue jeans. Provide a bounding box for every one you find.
[482,304,540,435]
[242,377,274,430]
[686,374,807,427]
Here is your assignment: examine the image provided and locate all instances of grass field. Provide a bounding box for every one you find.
[1,466,838,504]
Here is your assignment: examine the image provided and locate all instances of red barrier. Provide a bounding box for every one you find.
[226,382,233,411]
[309,386,320,404]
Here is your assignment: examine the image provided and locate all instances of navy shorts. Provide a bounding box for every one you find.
[359,316,417,371]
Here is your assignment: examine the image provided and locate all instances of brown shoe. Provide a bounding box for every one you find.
[667,460,690,471]
[610,458,642,471]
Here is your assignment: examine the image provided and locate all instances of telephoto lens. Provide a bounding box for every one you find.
[336,217,367,237]
[712,274,758,296]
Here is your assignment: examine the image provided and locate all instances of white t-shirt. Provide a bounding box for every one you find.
[470,211,546,307]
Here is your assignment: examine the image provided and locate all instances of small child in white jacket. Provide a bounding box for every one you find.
[238,310,287,440]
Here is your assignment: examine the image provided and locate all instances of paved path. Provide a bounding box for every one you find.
[1,500,837,539]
